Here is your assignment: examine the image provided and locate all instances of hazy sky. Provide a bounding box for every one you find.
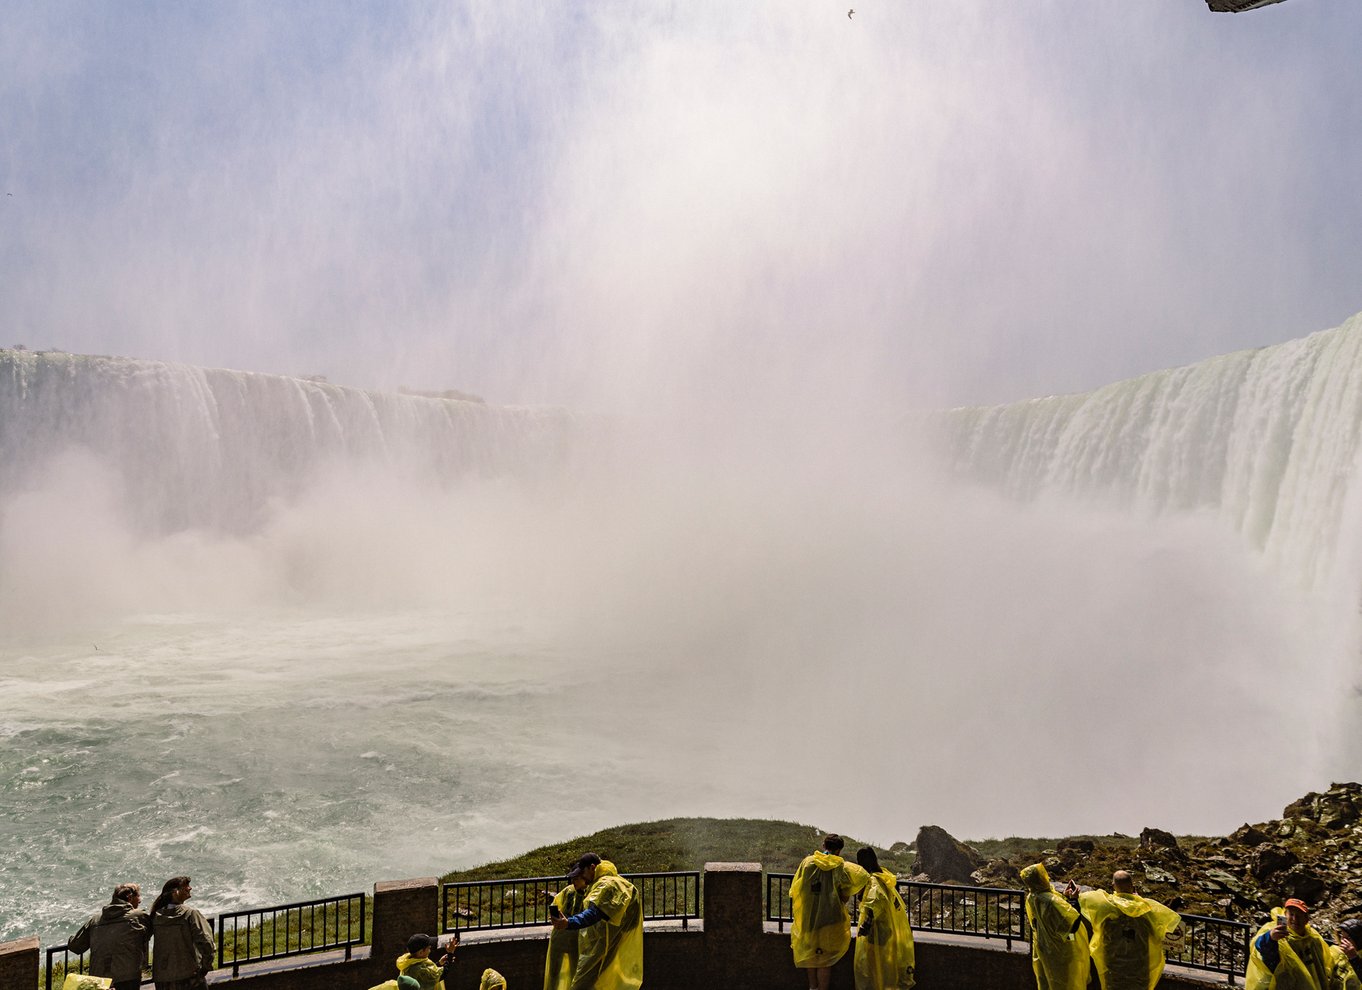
[2,0,1360,410]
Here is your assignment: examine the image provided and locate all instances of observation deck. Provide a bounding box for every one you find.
[20,863,1244,990]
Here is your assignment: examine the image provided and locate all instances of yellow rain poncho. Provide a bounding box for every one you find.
[481,969,508,990]
[846,861,872,898]
[1021,864,1090,990]
[1078,889,1181,990]
[546,883,586,990]
[790,850,853,969]
[572,860,643,990]
[61,978,112,990]
[395,953,445,990]
[853,869,915,990]
[1245,911,1355,990]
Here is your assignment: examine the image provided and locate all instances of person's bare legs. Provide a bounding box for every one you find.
[814,964,833,990]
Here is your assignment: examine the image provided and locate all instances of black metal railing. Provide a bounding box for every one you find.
[623,871,701,927]
[765,873,868,934]
[1167,913,1252,984]
[902,879,1026,948]
[45,941,163,990]
[765,873,1251,983]
[442,871,701,934]
[216,892,366,976]
[45,944,123,990]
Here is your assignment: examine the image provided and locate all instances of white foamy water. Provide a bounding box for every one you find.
[0,605,735,943]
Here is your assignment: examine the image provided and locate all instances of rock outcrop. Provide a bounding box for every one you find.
[973,782,1362,925]
[912,825,984,883]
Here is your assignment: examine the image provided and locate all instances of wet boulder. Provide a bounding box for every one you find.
[912,825,984,883]
[1248,845,1298,880]
[1140,827,1180,851]
[1231,824,1272,847]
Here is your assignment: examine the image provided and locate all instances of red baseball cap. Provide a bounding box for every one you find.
[1283,898,1310,914]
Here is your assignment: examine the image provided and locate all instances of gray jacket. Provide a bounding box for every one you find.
[151,904,215,982]
[69,901,151,982]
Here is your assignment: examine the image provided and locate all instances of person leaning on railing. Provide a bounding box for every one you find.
[1018,864,1090,990]
[852,847,914,990]
[789,834,854,990]
[67,883,151,990]
[148,876,215,990]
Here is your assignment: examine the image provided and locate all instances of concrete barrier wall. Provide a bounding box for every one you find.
[1,937,39,990]
[30,865,1227,990]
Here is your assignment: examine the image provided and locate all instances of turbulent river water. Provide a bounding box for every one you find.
[0,604,763,943]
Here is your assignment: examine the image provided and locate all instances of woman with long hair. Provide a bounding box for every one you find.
[853,847,915,990]
[149,876,216,990]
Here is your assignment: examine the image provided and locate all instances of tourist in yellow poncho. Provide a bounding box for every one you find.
[791,833,854,990]
[480,969,508,990]
[852,847,914,990]
[1246,899,1357,990]
[1020,864,1090,990]
[394,934,455,990]
[1078,871,1182,990]
[550,853,643,990]
[545,875,587,990]
[845,859,871,899]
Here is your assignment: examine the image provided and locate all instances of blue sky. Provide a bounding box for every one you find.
[1,0,1360,410]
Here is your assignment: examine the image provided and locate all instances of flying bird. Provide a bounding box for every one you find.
[848,8,854,17]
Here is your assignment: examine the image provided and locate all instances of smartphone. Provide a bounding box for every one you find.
[549,904,562,919]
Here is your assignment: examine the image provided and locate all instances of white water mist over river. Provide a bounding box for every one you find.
[0,393,1334,943]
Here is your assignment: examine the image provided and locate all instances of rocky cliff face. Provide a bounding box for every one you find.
[963,782,1362,926]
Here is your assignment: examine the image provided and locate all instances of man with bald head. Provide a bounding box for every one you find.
[1072,870,1182,990]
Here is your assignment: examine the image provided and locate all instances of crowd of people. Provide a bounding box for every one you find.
[66,846,1362,990]
[1022,864,1362,990]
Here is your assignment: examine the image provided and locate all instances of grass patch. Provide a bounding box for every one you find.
[440,817,918,883]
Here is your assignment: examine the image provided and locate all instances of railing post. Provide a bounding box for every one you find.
[372,878,439,980]
[2,937,40,990]
[703,862,763,989]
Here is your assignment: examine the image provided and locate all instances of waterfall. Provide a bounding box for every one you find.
[0,350,577,536]
[939,311,1362,595]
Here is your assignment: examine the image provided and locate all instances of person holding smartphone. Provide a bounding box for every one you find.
[1245,899,1355,990]
[1018,864,1090,990]
[549,853,643,990]
[1338,919,1362,983]
[544,872,587,990]
[395,933,458,990]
